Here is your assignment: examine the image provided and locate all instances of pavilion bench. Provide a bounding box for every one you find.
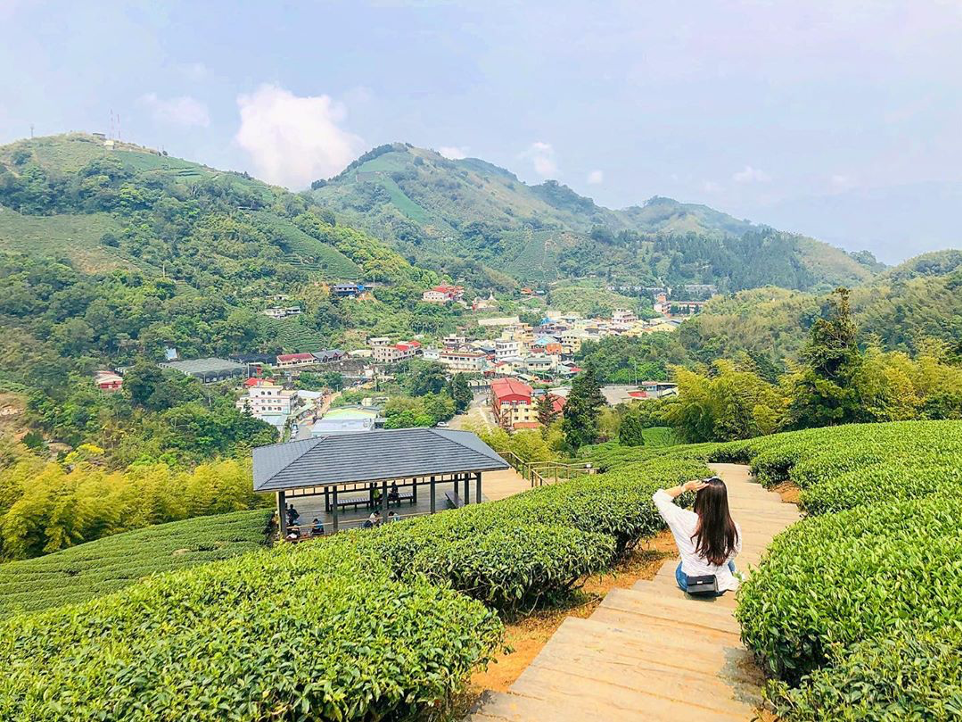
[388,493,415,507]
[335,495,370,511]
[445,490,464,509]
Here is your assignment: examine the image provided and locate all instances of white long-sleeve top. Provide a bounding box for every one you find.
[653,489,742,592]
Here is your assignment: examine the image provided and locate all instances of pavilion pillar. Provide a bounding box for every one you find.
[324,486,330,513]
[332,487,339,533]
[476,471,482,504]
[381,480,388,518]
[277,491,287,537]
[454,474,459,500]
[464,472,470,505]
[412,477,418,503]
[430,476,436,514]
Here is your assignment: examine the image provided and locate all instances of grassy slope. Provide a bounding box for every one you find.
[0,209,131,272]
[0,509,270,618]
[0,134,413,287]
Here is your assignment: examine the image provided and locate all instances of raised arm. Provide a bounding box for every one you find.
[652,479,709,525]
[660,479,708,500]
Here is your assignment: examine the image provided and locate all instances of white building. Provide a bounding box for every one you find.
[439,349,487,373]
[612,308,637,325]
[372,340,422,364]
[263,306,302,320]
[495,339,521,362]
[236,380,300,419]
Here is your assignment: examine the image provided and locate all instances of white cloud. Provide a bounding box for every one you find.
[520,141,558,178]
[587,169,604,184]
[732,165,772,183]
[139,93,210,127]
[234,84,363,189]
[439,146,468,160]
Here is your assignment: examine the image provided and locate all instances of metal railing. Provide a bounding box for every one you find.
[500,451,594,487]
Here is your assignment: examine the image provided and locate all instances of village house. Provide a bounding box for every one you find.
[94,370,123,391]
[275,352,317,369]
[438,349,487,373]
[332,282,363,298]
[490,378,536,430]
[311,349,346,364]
[442,333,466,348]
[495,339,521,362]
[237,379,300,418]
[372,340,422,364]
[262,306,302,320]
[422,284,465,303]
[612,308,637,325]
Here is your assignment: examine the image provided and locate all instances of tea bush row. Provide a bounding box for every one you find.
[767,625,962,721]
[0,453,709,719]
[0,542,502,721]
[710,420,962,514]
[727,420,962,720]
[335,456,711,612]
[0,509,270,618]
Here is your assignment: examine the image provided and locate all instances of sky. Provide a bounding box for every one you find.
[2,0,961,263]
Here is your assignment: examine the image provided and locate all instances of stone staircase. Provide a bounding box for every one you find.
[468,463,801,721]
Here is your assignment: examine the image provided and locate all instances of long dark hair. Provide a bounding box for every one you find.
[690,477,739,566]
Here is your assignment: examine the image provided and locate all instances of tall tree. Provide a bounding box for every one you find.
[787,287,862,428]
[449,373,473,413]
[618,410,646,446]
[536,393,560,431]
[562,363,606,450]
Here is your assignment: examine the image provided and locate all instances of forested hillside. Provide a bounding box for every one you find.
[312,142,878,289]
[678,250,962,362]
[0,134,472,474]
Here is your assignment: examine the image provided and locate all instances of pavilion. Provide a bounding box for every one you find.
[252,427,510,535]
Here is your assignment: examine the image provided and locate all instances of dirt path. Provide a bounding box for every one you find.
[467,463,801,721]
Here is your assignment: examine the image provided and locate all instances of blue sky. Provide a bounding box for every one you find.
[2,0,961,262]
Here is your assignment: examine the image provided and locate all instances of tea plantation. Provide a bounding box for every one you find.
[3,420,958,719]
[716,420,962,720]
[0,455,709,720]
[0,509,270,618]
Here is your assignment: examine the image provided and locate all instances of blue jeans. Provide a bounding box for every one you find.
[676,560,736,595]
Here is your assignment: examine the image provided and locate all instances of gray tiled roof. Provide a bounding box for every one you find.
[158,357,245,374]
[252,427,509,492]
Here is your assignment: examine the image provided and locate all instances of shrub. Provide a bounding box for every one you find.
[0,509,270,618]
[0,543,502,721]
[769,626,962,721]
[329,514,615,613]
[737,494,962,683]
[327,456,708,613]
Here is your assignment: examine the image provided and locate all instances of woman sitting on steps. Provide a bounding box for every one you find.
[653,477,742,596]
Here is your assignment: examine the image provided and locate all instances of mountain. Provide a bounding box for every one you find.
[0,133,420,288]
[312,142,878,291]
[0,134,461,383]
[678,251,962,363]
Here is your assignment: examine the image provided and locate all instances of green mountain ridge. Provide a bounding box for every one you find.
[678,250,962,362]
[312,142,878,290]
